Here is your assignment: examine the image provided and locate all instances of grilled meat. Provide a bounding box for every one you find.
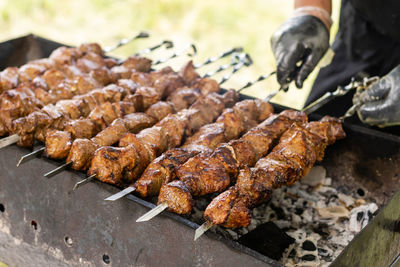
[204,116,346,228]
[157,110,308,214]
[135,99,274,198]
[87,90,238,186]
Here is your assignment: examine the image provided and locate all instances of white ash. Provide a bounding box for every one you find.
[193,165,379,267]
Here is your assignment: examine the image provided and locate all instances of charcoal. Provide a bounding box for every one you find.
[238,222,295,260]
[302,240,317,251]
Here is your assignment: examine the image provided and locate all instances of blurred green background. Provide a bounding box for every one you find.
[0,0,340,109]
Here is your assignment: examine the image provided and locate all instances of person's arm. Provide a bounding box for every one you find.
[295,0,332,29]
[270,0,332,88]
[355,65,400,127]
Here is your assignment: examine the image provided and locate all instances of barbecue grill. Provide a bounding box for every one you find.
[0,34,400,267]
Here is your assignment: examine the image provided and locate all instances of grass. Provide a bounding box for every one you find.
[0,0,340,109]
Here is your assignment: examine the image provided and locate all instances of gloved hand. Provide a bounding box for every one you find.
[356,65,400,127]
[271,15,329,88]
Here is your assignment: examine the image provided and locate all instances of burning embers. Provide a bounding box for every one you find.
[191,166,378,266]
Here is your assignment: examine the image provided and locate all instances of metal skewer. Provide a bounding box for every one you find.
[153,43,197,66]
[193,47,243,69]
[136,203,168,222]
[194,221,214,241]
[134,40,173,56]
[72,174,96,191]
[16,147,45,167]
[237,71,276,93]
[44,162,72,178]
[218,53,253,85]
[0,134,19,150]
[103,31,150,53]
[203,52,243,79]
[104,186,136,201]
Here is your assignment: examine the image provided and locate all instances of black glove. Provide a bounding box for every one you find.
[356,65,400,127]
[271,15,329,88]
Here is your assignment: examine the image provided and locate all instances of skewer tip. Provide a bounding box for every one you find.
[194,221,214,241]
[72,174,96,191]
[105,186,136,201]
[16,147,45,167]
[136,203,168,222]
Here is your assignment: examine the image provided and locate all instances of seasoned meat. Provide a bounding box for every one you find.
[167,87,200,110]
[152,74,185,98]
[135,148,202,197]
[0,67,19,92]
[184,123,226,150]
[204,117,346,228]
[88,145,138,186]
[45,130,72,159]
[178,61,200,84]
[123,113,156,132]
[91,118,128,146]
[130,86,160,111]
[190,77,219,95]
[145,101,175,121]
[158,180,194,214]
[67,138,99,170]
[136,126,167,156]
[78,43,104,56]
[122,56,152,73]
[156,114,186,149]
[64,118,97,139]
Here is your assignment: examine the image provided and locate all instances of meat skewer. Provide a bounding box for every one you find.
[0,42,198,150]
[16,63,186,165]
[45,53,249,179]
[136,110,308,222]
[0,52,154,145]
[0,42,105,94]
[105,66,275,201]
[105,98,274,201]
[194,116,346,239]
[14,46,242,162]
[74,53,251,189]
[82,90,239,190]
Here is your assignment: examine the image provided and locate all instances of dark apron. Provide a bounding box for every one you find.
[305,0,400,118]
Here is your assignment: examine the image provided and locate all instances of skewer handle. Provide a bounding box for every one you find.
[103,31,150,53]
[136,202,168,222]
[194,47,243,69]
[0,134,19,150]
[135,40,174,56]
[153,43,197,65]
[203,52,241,78]
[219,53,253,85]
[237,71,276,93]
